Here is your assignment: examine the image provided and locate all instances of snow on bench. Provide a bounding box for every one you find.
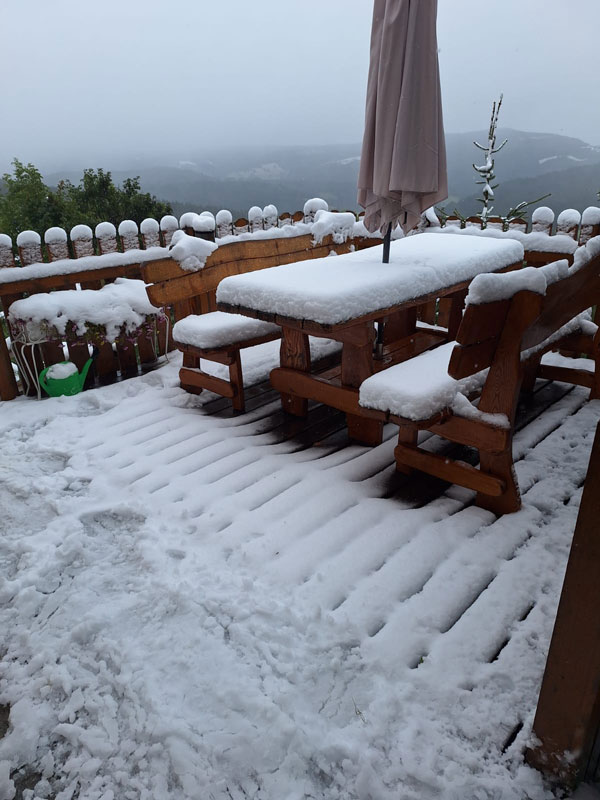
[358,242,600,515]
[173,312,280,350]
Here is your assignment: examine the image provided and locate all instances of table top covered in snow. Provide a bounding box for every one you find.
[216,233,524,327]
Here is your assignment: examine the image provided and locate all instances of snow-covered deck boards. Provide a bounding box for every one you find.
[0,347,598,800]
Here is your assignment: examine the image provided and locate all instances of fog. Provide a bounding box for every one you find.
[1,0,598,172]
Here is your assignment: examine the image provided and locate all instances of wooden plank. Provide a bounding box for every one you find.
[448,339,497,380]
[379,330,447,368]
[456,298,510,346]
[522,254,600,352]
[536,364,594,389]
[116,338,138,378]
[450,292,542,380]
[136,333,158,367]
[270,368,383,418]
[179,366,235,398]
[394,443,505,496]
[427,414,510,454]
[0,328,19,400]
[525,250,575,268]
[526,422,600,786]
[0,263,142,296]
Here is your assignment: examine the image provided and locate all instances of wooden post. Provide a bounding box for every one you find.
[279,327,311,416]
[0,326,18,400]
[526,421,600,786]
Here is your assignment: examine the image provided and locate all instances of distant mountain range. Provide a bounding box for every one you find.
[42,129,600,220]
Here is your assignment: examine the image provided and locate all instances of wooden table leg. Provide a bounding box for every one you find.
[340,322,383,446]
[383,308,417,343]
[279,327,311,416]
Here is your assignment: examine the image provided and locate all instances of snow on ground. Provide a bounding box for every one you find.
[0,347,598,800]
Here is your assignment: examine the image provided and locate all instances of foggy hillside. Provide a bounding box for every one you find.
[40,129,600,219]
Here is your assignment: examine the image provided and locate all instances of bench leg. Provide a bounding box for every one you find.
[395,426,418,474]
[522,354,542,393]
[477,446,521,515]
[180,352,203,394]
[228,354,245,413]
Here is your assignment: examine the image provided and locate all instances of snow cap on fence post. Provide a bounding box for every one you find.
[303,197,328,223]
[248,206,263,233]
[582,207,600,226]
[0,233,14,268]
[179,212,198,234]
[44,226,69,261]
[16,230,43,266]
[262,205,278,229]
[95,221,118,254]
[160,214,179,246]
[140,218,161,248]
[118,219,140,251]
[70,224,94,258]
[556,208,581,239]
[531,206,554,234]
[215,210,233,238]
[194,212,216,242]
[44,227,67,243]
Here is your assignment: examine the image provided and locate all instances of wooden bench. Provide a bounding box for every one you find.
[358,240,600,515]
[141,232,381,412]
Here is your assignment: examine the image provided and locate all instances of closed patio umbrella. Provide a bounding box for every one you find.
[358,0,447,253]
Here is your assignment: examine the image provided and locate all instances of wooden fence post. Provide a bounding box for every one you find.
[526,421,600,786]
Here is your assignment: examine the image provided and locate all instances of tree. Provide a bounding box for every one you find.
[444,96,550,229]
[472,94,507,225]
[0,159,65,240]
[0,160,172,240]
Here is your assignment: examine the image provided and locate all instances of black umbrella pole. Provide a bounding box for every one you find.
[383,227,391,263]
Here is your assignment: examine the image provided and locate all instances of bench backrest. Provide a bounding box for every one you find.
[140,233,382,322]
[448,246,600,383]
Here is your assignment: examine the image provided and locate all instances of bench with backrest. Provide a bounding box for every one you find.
[141,230,381,412]
[358,237,600,515]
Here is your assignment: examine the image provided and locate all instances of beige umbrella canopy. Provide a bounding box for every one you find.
[358,0,447,238]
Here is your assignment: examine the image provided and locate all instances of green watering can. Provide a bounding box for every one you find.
[39,357,94,398]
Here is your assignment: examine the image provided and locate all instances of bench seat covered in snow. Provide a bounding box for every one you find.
[359,239,600,514]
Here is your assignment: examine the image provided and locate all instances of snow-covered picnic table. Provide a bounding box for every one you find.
[217,233,524,444]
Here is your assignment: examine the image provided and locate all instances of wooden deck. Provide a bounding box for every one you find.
[1,353,598,798]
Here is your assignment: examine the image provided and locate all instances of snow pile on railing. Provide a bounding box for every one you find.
[312,211,357,244]
[168,231,218,272]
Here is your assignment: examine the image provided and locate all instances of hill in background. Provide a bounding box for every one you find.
[41,129,600,220]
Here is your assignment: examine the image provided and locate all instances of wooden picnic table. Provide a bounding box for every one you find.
[216,233,525,445]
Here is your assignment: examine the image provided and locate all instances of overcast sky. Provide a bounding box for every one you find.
[1,0,598,172]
